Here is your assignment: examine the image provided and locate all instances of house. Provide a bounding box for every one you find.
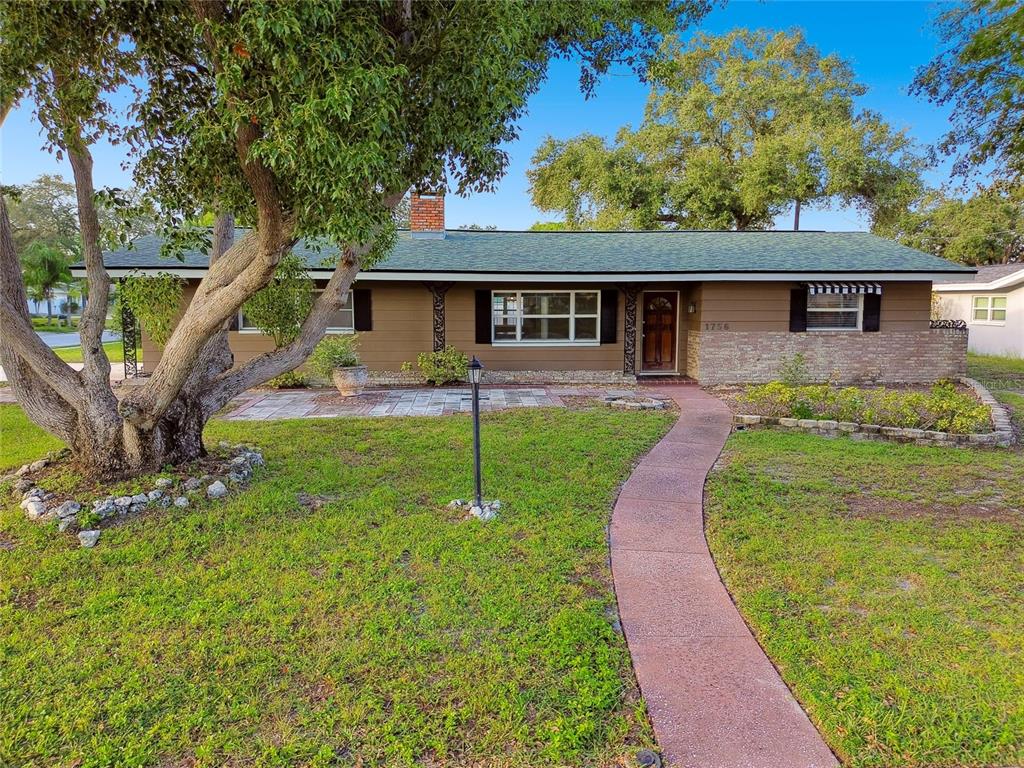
[84,193,975,385]
[933,264,1024,358]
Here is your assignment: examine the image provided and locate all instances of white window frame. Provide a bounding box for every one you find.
[806,292,863,332]
[491,289,601,346]
[971,295,1007,325]
[238,289,355,335]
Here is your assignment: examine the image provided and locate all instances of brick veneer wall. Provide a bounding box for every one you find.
[692,328,968,385]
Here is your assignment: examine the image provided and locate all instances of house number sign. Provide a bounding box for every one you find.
[703,322,730,330]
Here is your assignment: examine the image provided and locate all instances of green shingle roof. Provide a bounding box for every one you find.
[95,229,974,275]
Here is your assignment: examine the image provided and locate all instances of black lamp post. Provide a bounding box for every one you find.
[467,356,484,509]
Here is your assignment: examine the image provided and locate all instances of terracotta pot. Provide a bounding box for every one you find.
[331,365,368,396]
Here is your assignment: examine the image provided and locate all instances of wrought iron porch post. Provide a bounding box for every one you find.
[619,284,641,375]
[119,277,140,379]
[424,281,454,352]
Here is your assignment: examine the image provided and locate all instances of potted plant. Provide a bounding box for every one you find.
[309,334,367,396]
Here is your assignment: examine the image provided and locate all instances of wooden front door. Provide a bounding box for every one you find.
[642,292,677,371]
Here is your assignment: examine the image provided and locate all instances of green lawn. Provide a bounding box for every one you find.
[31,316,78,333]
[705,430,1024,767]
[969,352,1024,429]
[0,404,673,767]
[52,340,125,364]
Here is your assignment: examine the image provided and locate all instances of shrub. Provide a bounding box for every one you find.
[737,380,991,434]
[778,352,810,387]
[308,334,360,378]
[410,345,469,386]
[241,254,314,347]
[265,371,308,389]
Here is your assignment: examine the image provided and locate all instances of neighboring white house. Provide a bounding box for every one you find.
[934,264,1024,357]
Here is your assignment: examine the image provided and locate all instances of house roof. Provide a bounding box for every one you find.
[85,228,975,282]
[933,262,1024,292]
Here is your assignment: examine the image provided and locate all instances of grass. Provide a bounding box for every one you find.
[705,430,1024,767]
[31,316,77,333]
[0,405,64,471]
[52,340,125,364]
[968,352,1024,429]
[0,403,673,767]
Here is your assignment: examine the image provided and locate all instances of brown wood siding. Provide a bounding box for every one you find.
[138,278,933,376]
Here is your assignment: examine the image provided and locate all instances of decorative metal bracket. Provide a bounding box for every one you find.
[119,277,140,378]
[929,318,967,330]
[618,284,643,375]
[423,281,455,351]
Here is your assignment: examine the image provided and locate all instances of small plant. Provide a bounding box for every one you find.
[778,353,810,387]
[241,254,314,347]
[412,346,469,385]
[308,334,360,378]
[265,371,309,389]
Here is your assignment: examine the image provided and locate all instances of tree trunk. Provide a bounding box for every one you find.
[46,295,52,325]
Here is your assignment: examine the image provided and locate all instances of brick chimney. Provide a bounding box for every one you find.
[409,191,445,239]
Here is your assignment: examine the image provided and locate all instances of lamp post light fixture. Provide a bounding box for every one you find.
[467,356,484,510]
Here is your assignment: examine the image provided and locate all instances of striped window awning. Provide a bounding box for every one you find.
[806,282,882,295]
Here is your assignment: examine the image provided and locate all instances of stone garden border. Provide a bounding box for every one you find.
[731,377,1015,449]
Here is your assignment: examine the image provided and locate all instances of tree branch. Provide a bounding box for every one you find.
[201,244,369,414]
[0,195,84,408]
[62,103,115,400]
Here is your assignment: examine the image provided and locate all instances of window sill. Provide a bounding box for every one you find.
[805,328,863,333]
[491,340,601,348]
[970,320,1006,327]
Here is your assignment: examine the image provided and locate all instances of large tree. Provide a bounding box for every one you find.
[528,29,923,231]
[877,183,1023,265]
[0,0,707,476]
[912,0,1024,182]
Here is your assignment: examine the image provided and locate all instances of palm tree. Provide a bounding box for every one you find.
[21,241,72,327]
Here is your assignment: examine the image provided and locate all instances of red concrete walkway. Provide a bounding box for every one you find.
[611,386,838,768]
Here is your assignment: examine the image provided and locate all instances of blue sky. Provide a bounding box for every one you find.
[1,1,961,232]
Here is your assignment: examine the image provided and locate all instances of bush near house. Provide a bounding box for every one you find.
[737,381,991,434]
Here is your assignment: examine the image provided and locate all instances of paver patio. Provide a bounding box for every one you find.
[221,386,632,419]
[611,385,838,768]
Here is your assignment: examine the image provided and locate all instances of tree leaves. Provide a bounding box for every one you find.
[529,29,924,231]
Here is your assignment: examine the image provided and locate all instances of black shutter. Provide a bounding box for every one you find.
[863,293,881,332]
[353,288,372,331]
[600,289,618,344]
[789,288,807,332]
[475,289,491,344]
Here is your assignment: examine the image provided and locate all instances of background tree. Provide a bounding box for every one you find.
[912,0,1024,182]
[6,173,79,253]
[529,29,923,231]
[0,1,708,476]
[19,240,72,324]
[878,182,1023,265]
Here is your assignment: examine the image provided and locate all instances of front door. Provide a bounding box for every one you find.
[642,292,677,372]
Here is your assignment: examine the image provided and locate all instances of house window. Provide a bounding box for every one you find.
[972,295,1007,323]
[806,293,862,331]
[491,290,600,344]
[238,290,354,333]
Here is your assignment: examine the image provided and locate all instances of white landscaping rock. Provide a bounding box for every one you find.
[22,499,47,520]
[114,496,133,508]
[53,501,81,519]
[130,493,149,505]
[155,478,174,489]
[78,530,101,548]
[29,459,48,472]
[207,480,228,499]
[147,489,164,501]
[173,496,190,508]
